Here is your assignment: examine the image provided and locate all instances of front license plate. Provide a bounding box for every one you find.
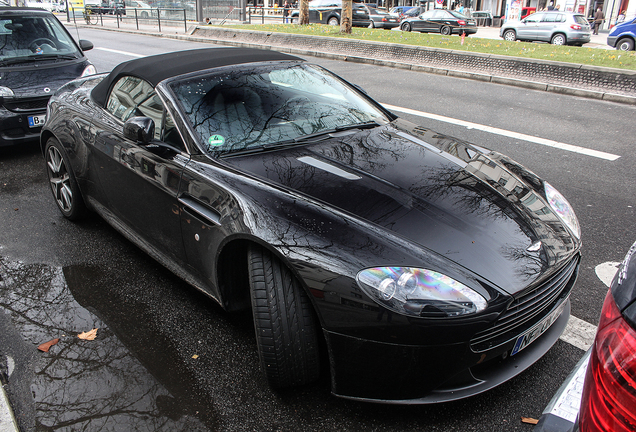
[28,114,46,128]
[511,302,566,356]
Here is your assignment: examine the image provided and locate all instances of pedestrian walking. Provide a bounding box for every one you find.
[593,7,604,34]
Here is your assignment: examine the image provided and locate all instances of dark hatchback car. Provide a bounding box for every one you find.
[367,6,399,29]
[400,9,478,35]
[42,47,581,403]
[535,241,636,432]
[607,18,636,51]
[0,7,94,147]
[290,0,370,26]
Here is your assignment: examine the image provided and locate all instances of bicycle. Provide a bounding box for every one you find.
[83,8,99,25]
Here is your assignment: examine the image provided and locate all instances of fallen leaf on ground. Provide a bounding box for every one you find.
[192,354,199,359]
[37,338,60,352]
[77,328,98,340]
[521,417,539,425]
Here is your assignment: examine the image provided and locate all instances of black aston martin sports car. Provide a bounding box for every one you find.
[42,47,581,404]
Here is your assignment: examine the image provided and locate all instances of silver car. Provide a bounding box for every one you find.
[500,11,591,45]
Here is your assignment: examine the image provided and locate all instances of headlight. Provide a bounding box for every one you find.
[0,86,14,98]
[544,182,580,239]
[356,267,487,318]
[80,64,97,77]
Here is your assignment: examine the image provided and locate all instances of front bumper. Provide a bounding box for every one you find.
[326,300,571,403]
[0,107,46,147]
[607,35,618,47]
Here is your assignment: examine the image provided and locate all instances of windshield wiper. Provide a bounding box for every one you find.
[221,121,381,158]
[30,54,78,61]
[0,54,78,66]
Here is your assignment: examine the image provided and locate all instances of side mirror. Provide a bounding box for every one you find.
[123,116,155,144]
[79,40,94,52]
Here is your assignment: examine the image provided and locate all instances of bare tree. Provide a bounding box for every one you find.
[340,0,352,33]
[299,0,309,24]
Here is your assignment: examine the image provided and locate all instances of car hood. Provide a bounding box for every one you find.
[227,119,579,294]
[0,58,89,99]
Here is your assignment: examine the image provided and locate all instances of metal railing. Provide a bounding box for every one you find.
[247,6,293,24]
[72,7,190,32]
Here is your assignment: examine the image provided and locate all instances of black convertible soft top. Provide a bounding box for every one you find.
[91,47,302,107]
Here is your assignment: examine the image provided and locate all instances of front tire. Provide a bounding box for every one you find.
[503,29,516,41]
[551,33,566,45]
[401,22,411,32]
[248,245,320,389]
[440,25,451,35]
[616,38,635,51]
[45,138,87,221]
[327,16,339,25]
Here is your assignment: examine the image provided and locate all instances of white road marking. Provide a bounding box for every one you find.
[595,261,621,287]
[94,47,145,58]
[561,315,597,351]
[383,103,621,161]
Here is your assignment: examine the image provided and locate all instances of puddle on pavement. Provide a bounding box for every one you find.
[0,257,216,431]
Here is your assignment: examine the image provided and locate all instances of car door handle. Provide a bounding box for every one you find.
[179,195,222,227]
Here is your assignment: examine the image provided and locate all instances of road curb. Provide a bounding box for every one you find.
[69,22,636,105]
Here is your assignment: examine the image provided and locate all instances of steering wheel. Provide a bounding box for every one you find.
[30,38,57,52]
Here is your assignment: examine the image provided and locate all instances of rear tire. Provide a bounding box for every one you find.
[440,25,451,35]
[551,33,566,45]
[45,138,87,221]
[503,29,516,41]
[248,244,320,389]
[616,38,634,51]
[327,16,339,25]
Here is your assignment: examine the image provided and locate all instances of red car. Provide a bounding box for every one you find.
[535,241,636,431]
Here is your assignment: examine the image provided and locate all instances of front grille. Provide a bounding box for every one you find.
[3,97,50,113]
[471,255,580,352]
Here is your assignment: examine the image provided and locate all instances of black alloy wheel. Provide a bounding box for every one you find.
[247,244,320,388]
[440,25,451,35]
[45,138,87,220]
[401,22,411,32]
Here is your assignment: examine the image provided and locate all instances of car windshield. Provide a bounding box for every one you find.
[0,15,81,63]
[169,63,390,155]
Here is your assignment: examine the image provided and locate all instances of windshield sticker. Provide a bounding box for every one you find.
[207,135,225,149]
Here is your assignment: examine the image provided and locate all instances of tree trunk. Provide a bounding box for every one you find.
[299,0,309,24]
[340,0,352,33]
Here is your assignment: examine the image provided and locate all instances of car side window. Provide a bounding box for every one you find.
[106,76,163,141]
[420,10,435,19]
[556,14,565,22]
[542,14,556,22]
[525,13,543,22]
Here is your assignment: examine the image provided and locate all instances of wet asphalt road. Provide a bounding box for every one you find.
[1,26,636,431]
